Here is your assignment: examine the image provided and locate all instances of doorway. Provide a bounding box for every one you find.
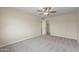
[41,20,50,35]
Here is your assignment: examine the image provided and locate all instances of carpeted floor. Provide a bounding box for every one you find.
[0,35,79,52]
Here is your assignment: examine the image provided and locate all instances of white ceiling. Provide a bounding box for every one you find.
[16,7,79,17]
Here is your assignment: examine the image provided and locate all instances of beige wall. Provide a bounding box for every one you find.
[0,8,41,47]
[77,11,79,42]
[48,12,77,39]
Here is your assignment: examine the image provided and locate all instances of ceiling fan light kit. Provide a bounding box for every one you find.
[44,12,49,16]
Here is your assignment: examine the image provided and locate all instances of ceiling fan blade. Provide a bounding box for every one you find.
[37,10,42,12]
[50,11,56,13]
[39,13,43,15]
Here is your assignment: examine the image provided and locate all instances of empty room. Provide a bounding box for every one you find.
[0,7,79,52]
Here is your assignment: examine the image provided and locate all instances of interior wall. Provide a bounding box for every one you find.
[77,10,79,42]
[0,9,1,42]
[48,12,77,40]
[0,8,41,47]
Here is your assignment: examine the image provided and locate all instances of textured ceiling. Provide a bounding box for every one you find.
[16,7,79,17]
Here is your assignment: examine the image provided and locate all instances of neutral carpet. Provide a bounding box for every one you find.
[0,35,79,52]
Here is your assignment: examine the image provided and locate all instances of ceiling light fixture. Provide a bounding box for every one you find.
[44,12,49,16]
[37,7,56,17]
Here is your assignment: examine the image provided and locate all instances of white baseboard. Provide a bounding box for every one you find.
[50,34,77,40]
[0,33,41,48]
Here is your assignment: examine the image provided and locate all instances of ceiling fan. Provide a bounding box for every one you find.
[37,7,56,16]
